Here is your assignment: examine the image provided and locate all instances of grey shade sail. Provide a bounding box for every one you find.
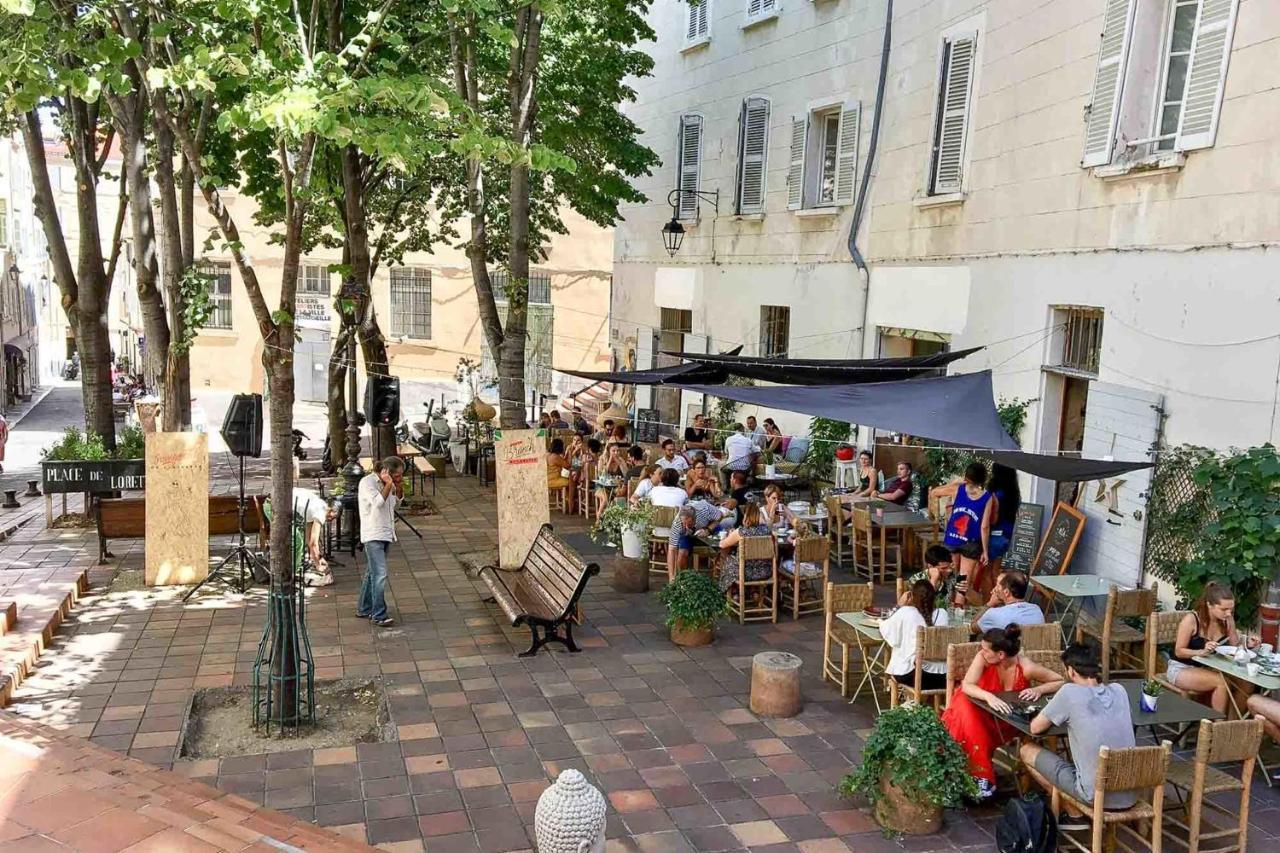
[666,346,984,385]
[674,371,1021,451]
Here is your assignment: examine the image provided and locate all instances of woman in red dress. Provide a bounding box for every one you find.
[941,624,1064,799]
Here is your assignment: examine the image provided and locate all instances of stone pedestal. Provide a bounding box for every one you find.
[612,555,650,594]
[750,651,803,717]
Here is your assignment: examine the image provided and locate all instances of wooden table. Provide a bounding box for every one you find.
[835,611,890,712]
[1195,652,1280,784]
[1030,574,1121,643]
[980,679,1222,741]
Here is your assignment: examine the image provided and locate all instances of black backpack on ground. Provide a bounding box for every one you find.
[994,793,1058,853]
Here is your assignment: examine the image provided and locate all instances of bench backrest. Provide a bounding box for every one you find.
[99,495,265,538]
[522,524,597,620]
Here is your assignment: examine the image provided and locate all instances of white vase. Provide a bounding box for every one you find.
[449,441,467,474]
[620,527,645,559]
[765,464,777,478]
[1140,692,1159,713]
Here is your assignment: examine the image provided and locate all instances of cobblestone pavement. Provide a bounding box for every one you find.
[4,455,1280,851]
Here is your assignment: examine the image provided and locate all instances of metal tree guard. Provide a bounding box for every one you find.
[252,498,316,734]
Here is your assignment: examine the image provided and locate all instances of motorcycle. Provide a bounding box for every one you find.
[292,429,308,461]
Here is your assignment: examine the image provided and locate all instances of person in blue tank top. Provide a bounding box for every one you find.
[943,462,995,601]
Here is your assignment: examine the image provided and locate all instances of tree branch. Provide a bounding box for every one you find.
[103,174,128,287]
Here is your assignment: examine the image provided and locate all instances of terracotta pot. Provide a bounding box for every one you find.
[670,620,713,647]
[873,776,942,835]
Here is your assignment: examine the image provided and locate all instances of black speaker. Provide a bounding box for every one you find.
[365,375,400,427]
[221,393,263,458]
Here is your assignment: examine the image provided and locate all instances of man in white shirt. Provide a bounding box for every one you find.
[655,439,689,472]
[746,415,766,451]
[357,456,404,627]
[293,488,336,587]
[974,571,1045,634]
[723,423,756,473]
[648,468,689,508]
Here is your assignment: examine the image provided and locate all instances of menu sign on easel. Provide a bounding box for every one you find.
[1032,501,1086,577]
[1002,502,1044,573]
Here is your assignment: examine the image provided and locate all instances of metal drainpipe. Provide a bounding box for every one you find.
[847,0,893,370]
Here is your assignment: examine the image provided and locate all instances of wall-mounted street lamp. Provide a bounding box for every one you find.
[661,189,719,257]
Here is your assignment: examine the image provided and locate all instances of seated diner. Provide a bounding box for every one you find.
[716,501,773,594]
[882,579,951,691]
[1165,580,1258,714]
[870,460,922,511]
[973,570,1044,634]
[656,438,689,472]
[901,544,967,609]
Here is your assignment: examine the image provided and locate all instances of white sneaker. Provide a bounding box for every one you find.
[975,777,997,800]
[311,572,335,587]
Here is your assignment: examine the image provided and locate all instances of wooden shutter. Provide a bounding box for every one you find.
[737,98,770,214]
[688,0,709,41]
[833,101,860,205]
[786,115,807,210]
[677,115,703,220]
[747,0,762,16]
[1081,0,1137,167]
[931,35,976,194]
[1175,0,1238,151]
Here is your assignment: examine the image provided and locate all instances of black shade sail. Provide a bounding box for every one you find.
[665,346,985,385]
[558,361,728,386]
[983,450,1153,482]
[674,371,1022,452]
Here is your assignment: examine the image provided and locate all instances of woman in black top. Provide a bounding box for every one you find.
[1165,580,1257,713]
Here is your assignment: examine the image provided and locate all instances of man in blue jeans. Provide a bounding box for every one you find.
[357,456,404,627]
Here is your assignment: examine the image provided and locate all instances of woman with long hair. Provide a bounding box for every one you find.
[881,579,951,691]
[760,484,795,529]
[547,438,573,511]
[986,463,1021,573]
[943,462,996,601]
[941,624,1064,799]
[717,501,774,593]
[1165,580,1258,712]
[854,449,878,498]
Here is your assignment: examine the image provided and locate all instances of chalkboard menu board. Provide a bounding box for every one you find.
[1002,502,1045,573]
[634,408,661,444]
[1032,502,1086,577]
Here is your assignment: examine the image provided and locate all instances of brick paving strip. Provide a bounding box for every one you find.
[0,709,377,852]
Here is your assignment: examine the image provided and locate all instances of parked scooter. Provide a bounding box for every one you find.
[61,354,80,380]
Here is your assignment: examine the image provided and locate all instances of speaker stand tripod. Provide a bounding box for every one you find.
[184,455,265,601]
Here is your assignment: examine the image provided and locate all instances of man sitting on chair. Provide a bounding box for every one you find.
[1019,643,1137,828]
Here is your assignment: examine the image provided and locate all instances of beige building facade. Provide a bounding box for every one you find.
[613,0,1280,588]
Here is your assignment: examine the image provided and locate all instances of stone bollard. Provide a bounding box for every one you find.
[611,555,650,594]
[750,651,803,717]
[535,768,607,853]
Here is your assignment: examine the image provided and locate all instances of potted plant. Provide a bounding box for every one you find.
[658,570,728,647]
[840,704,976,835]
[761,447,777,478]
[591,500,654,560]
[1140,678,1164,713]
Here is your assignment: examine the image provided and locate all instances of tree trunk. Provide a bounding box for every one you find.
[326,327,350,472]
[265,353,298,715]
[156,121,191,431]
[116,96,171,391]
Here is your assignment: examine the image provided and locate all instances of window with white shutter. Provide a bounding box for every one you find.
[833,102,859,205]
[686,0,710,44]
[1081,0,1137,166]
[929,34,977,195]
[786,115,807,210]
[1082,0,1239,168]
[1175,0,1238,151]
[736,97,770,215]
[745,0,777,24]
[676,115,704,220]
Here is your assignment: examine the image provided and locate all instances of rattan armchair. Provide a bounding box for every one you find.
[1051,742,1171,853]
[851,506,901,585]
[823,581,874,697]
[725,534,778,624]
[648,505,678,581]
[825,496,856,570]
[1019,622,1064,652]
[1075,583,1159,680]
[779,535,829,620]
[1145,609,1195,698]
[1164,718,1263,853]
[889,624,970,710]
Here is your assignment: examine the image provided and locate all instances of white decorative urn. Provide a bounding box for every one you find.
[534,769,607,853]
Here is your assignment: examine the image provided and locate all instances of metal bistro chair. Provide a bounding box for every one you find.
[825,496,856,569]
[889,624,969,710]
[1075,583,1159,681]
[823,581,874,697]
[779,535,829,620]
[851,505,901,585]
[1165,718,1263,853]
[648,505,678,581]
[725,534,778,624]
[1051,742,1171,853]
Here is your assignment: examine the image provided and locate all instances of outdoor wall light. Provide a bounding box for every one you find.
[661,189,718,257]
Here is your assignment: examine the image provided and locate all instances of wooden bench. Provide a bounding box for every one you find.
[97,495,265,562]
[478,524,599,657]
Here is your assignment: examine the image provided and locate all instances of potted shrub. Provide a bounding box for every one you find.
[1140,678,1164,713]
[761,447,777,478]
[592,500,654,560]
[840,704,976,835]
[658,570,728,647]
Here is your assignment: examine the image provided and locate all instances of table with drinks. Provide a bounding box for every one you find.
[1195,641,1280,785]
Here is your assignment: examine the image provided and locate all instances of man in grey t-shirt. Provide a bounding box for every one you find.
[1020,644,1137,820]
[973,570,1045,634]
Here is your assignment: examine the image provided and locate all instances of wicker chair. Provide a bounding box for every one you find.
[1165,718,1263,853]
[648,505,678,580]
[825,496,855,568]
[725,535,778,624]
[851,506,901,585]
[889,624,970,710]
[1021,649,1068,681]
[914,491,954,561]
[1145,609,1195,698]
[549,476,571,513]
[1019,622,1064,652]
[1051,742,1171,853]
[1075,583,1159,680]
[779,536,829,620]
[823,581,874,696]
[945,642,982,708]
[577,460,596,520]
